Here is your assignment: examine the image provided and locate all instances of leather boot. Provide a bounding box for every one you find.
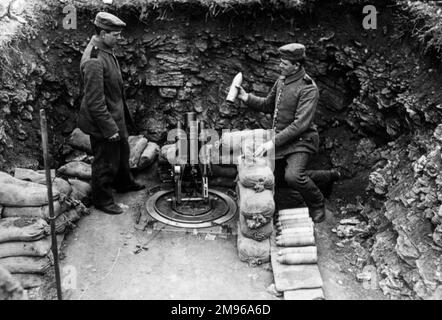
[96,203,123,215]
[309,206,326,223]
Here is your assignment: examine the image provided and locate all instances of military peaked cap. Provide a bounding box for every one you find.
[94,12,126,31]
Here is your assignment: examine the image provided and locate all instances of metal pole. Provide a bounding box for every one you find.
[39,109,63,300]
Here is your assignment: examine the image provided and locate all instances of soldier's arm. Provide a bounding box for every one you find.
[244,81,277,114]
[83,59,119,139]
[274,84,319,147]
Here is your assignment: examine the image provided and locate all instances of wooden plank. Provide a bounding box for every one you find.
[284,288,325,300]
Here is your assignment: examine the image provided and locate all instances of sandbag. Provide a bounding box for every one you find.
[57,161,91,180]
[242,213,271,229]
[2,201,61,220]
[159,144,176,164]
[0,172,59,207]
[63,208,81,223]
[54,208,81,234]
[138,142,160,169]
[0,237,52,258]
[237,182,275,220]
[238,158,274,192]
[0,266,24,300]
[68,128,92,154]
[12,274,43,289]
[0,256,52,274]
[237,221,270,266]
[68,178,91,202]
[221,129,273,153]
[129,135,148,169]
[239,214,273,242]
[14,168,72,196]
[0,217,49,243]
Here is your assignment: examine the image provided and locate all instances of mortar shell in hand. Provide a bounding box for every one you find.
[226,72,243,103]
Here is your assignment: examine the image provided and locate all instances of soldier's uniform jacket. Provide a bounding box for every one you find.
[78,35,133,139]
[245,67,319,159]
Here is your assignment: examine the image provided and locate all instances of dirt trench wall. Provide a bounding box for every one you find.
[0,2,400,172]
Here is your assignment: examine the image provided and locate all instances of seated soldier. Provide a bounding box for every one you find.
[236,43,331,223]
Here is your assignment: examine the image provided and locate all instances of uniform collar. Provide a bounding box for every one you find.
[280,67,306,85]
[91,35,114,55]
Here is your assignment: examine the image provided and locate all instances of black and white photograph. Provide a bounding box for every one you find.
[0,0,441,305]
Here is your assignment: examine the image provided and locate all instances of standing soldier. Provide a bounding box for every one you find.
[79,12,144,215]
[236,43,328,223]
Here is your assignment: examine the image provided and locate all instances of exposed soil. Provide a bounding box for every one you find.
[32,167,386,300]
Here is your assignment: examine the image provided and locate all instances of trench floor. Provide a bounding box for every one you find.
[56,167,386,300]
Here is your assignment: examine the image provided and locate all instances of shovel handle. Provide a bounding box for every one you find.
[40,109,63,300]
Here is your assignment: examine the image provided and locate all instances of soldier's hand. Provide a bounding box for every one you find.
[254,141,274,158]
[108,132,120,142]
[235,85,249,102]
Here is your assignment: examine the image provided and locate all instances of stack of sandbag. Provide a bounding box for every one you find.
[0,217,52,285]
[67,129,160,171]
[236,156,275,266]
[13,167,91,209]
[1,170,88,232]
[271,208,325,300]
[0,171,88,289]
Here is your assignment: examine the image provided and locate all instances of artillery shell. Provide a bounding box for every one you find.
[276,233,315,247]
[277,251,318,265]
